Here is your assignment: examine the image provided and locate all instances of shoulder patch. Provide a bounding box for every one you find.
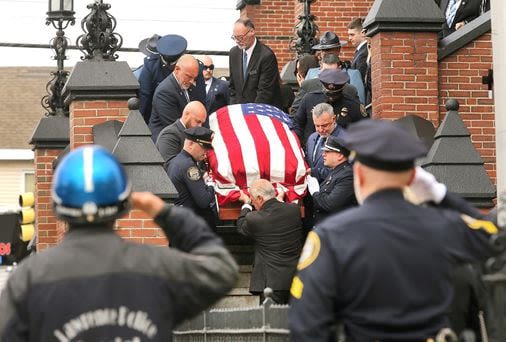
[297,231,321,271]
[186,166,201,181]
[460,214,498,235]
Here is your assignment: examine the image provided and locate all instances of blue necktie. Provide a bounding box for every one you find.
[243,51,248,79]
[446,0,458,27]
[313,136,326,161]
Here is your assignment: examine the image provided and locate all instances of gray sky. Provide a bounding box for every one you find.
[0,0,238,68]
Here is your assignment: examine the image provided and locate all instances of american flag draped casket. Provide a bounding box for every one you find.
[207,103,308,206]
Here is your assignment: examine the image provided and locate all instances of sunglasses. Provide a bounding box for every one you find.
[203,64,215,71]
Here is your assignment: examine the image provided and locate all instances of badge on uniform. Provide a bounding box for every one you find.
[360,104,368,117]
[297,231,321,271]
[186,166,201,181]
[340,107,348,117]
[460,214,498,234]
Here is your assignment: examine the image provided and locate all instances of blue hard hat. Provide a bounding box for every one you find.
[52,145,131,224]
[156,34,188,63]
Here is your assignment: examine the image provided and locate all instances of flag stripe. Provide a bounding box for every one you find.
[244,114,271,181]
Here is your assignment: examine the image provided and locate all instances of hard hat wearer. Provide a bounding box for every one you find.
[52,145,131,224]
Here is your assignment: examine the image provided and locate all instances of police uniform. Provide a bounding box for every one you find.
[289,120,499,341]
[167,127,217,228]
[311,137,357,224]
[293,69,367,145]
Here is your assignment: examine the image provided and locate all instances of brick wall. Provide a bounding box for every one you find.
[438,33,495,181]
[371,31,440,124]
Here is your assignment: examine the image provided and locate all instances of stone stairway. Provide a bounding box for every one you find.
[215,222,260,308]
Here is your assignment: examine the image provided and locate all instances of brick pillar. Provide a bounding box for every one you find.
[363,0,444,121]
[29,116,69,251]
[63,60,170,246]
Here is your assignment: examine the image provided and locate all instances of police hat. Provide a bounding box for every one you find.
[321,136,350,157]
[184,127,214,149]
[319,69,350,90]
[156,34,188,63]
[138,34,161,56]
[312,31,348,50]
[337,120,427,171]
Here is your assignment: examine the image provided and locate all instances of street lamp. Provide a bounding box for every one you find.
[41,0,75,116]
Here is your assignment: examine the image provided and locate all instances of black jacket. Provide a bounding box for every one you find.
[156,119,186,168]
[237,198,303,293]
[0,206,238,341]
[229,39,283,109]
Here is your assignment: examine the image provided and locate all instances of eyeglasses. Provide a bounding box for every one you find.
[203,64,215,71]
[231,30,251,41]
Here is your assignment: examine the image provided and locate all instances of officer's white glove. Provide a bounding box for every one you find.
[406,167,447,204]
[307,176,320,196]
[206,181,216,190]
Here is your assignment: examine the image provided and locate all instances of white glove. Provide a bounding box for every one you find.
[407,167,447,204]
[307,176,320,196]
[206,181,216,190]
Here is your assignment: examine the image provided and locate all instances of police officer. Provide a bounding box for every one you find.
[167,126,217,228]
[289,120,500,342]
[139,34,187,123]
[306,135,357,224]
[0,145,238,340]
[293,68,366,146]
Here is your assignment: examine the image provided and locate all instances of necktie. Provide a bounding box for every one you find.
[183,89,190,103]
[243,51,248,79]
[446,0,459,27]
[313,136,327,161]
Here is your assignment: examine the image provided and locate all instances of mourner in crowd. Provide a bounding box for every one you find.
[347,18,369,88]
[237,179,303,304]
[289,119,501,341]
[0,145,238,341]
[202,55,229,114]
[228,18,283,109]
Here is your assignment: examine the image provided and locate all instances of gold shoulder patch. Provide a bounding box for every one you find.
[290,276,304,299]
[460,214,498,235]
[186,166,201,181]
[297,231,321,271]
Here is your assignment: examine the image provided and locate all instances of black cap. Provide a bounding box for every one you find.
[138,34,161,56]
[319,69,350,90]
[184,127,214,149]
[336,120,427,171]
[312,31,348,50]
[156,34,188,62]
[321,136,350,157]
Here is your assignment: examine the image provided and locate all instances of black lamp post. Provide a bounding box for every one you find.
[41,0,75,117]
[292,0,319,57]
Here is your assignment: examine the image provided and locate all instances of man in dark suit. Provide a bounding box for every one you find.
[138,34,187,124]
[347,18,368,85]
[437,0,481,37]
[228,18,282,109]
[237,179,303,304]
[156,101,207,168]
[149,54,200,142]
[202,55,229,114]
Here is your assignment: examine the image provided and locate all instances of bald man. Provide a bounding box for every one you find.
[149,54,203,142]
[156,101,207,169]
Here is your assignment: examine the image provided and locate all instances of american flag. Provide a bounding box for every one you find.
[207,103,308,205]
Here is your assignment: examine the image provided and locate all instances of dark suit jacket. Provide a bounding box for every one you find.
[290,79,359,116]
[306,127,343,183]
[205,77,229,114]
[229,39,283,109]
[155,119,186,168]
[237,198,303,292]
[439,0,481,36]
[149,74,190,142]
[351,42,369,84]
